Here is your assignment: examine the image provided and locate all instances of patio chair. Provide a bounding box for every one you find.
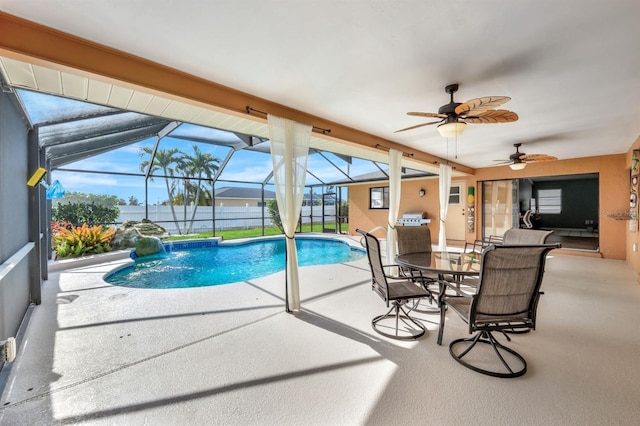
[502,228,553,245]
[396,225,436,282]
[396,225,438,312]
[463,234,504,254]
[356,229,431,340]
[437,243,560,378]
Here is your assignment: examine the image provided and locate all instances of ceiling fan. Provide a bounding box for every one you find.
[395,83,518,137]
[496,143,558,170]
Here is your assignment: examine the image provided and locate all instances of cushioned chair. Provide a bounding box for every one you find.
[502,228,553,245]
[357,229,431,340]
[437,243,560,378]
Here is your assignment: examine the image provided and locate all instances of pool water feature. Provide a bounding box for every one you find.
[105,237,365,289]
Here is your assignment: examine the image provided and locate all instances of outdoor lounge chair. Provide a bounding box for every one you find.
[357,229,431,340]
[437,243,560,378]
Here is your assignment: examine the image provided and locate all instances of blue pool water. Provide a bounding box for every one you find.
[105,237,365,289]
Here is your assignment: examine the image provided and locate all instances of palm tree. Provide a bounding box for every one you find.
[139,147,182,233]
[178,145,220,233]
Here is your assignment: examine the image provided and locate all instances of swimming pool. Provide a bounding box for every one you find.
[105,236,365,289]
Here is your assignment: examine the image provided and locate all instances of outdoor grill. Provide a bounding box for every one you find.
[397,212,431,227]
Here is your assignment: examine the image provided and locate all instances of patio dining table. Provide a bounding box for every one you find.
[395,251,482,305]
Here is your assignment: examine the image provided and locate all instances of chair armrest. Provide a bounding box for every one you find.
[382,264,406,280]
[439,279,474,298]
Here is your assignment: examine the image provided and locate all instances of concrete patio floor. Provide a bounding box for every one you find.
[1,237,639,425]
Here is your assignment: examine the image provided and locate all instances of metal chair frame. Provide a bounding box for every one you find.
[437,243,560,378]
[357,229,431,340]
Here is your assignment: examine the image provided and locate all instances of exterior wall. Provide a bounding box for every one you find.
[348,178,440,240]
[348,154,627,261]
[466,155,626,260]
[626,137,640,280]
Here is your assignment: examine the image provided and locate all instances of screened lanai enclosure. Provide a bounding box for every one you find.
[17,89,434,240]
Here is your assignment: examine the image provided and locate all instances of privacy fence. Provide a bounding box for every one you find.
[117,205,344,235]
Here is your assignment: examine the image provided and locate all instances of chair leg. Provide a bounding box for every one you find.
[372,300,426,340]
[437,301,446,345]
[448,331,527,378]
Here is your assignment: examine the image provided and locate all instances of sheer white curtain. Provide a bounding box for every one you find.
[268,114,312,312]
[387,149,402,263]
[438,163,453,250]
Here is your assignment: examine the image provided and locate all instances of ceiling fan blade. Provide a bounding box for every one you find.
[407,112,447,118]
[465,109,519,123]
[522,154,558,162]
[394,120,442,133]
[493,159,511,164]
[455,96,511,116]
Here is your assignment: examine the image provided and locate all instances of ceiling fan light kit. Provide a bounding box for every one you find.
[497,143,558,169]
[509,160,527,170]
[437,120,466,138]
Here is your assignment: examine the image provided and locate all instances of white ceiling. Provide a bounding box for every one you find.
[1,0,639,170]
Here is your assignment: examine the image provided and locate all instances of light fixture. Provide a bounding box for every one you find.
[419,188,426,197]
[509,160,527,170]
[437,118,466,138]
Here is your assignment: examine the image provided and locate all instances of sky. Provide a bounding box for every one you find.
[50,138,375,204]
[20,90,381,204]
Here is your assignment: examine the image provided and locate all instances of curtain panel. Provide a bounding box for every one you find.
[268,114,312,312]
[438,163,452,250]
[387,149,402,263]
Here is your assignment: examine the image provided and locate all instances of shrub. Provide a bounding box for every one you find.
[266,199,284,233]
[52,223,116,259]
[51,202,119,226]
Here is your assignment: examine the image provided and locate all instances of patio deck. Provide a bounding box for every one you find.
[1,238,639,425]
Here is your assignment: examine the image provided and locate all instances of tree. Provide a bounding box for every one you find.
[267,199,284,233]
[178,145,220,233]
[139,147,182,233]
[128,196,140,206]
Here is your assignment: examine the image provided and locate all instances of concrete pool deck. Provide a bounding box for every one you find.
[1,235,640,425]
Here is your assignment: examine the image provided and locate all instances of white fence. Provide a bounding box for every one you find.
[117,205,339,235]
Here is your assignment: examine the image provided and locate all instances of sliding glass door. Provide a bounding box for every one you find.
[482,179,519,239]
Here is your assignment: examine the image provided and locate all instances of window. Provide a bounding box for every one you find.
[449,185,461,205]
[370,186,389,209]
[537,189,562,214]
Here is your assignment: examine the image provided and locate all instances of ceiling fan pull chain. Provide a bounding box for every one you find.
[455,132,458,159]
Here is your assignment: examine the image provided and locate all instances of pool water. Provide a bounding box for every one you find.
[105,237,365,289]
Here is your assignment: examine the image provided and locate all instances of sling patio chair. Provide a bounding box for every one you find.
[502,228,553,245]
[437,243,560,378]
[395,225,439,312]
[357,229,431,340]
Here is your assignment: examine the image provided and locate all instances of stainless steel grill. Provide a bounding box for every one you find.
[397,212,431,227]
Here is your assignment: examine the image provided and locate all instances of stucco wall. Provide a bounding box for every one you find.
[626,137,640,279]
[348,154,627,260]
